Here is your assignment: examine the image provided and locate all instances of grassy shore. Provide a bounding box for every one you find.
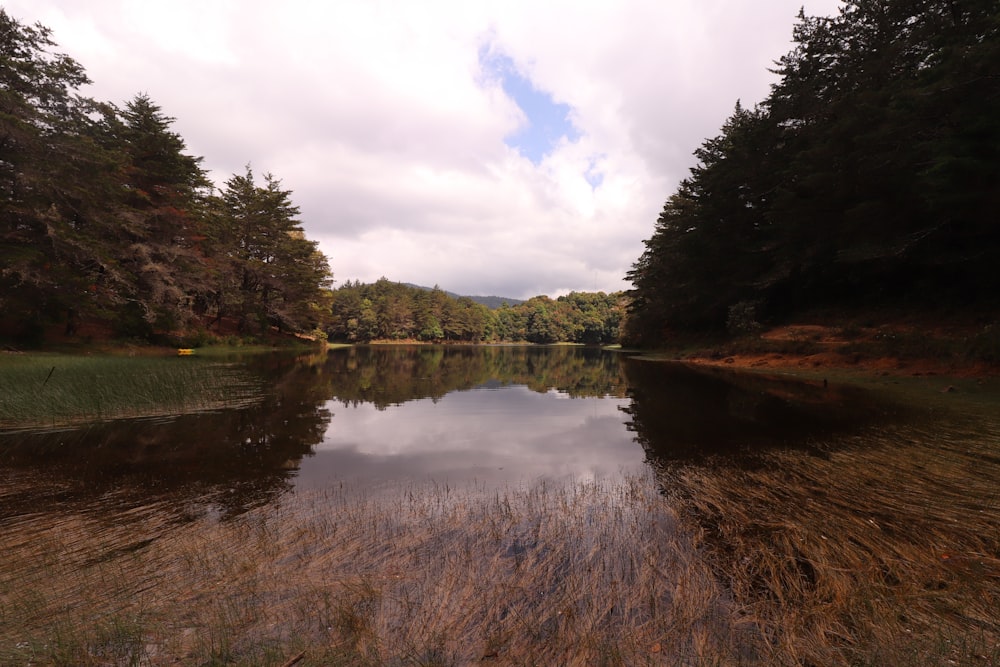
[0,352,265,430]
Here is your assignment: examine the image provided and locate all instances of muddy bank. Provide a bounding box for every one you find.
[650,323,1000,380]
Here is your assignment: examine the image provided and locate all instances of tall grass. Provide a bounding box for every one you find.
[0,474,749,666]
[653,407,1000,666]
[1,367,998,665]
[0,354,262,429]
[1,448,997,666]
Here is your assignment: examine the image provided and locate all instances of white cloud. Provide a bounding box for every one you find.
[5,0,843,299]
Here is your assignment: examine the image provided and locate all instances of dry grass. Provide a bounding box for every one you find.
[1,408,998,665]
[0,474,750,666]
[654,411,1000,666]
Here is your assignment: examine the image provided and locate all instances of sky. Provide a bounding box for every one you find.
[8,0,843,300]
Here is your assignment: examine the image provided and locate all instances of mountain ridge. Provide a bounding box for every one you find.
[402,283,525,309]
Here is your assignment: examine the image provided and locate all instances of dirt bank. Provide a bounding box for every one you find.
[664,323,999,380]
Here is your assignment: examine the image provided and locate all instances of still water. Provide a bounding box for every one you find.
[0,345,917,518]
[3,345,999,663]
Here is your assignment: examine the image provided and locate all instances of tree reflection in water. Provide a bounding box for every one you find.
[619,357,899,465]
[0,345,631,520]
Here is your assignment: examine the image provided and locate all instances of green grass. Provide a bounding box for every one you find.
[0,353,262,429]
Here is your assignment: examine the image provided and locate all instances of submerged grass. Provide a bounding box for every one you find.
[2,371,999,665]
[1,445,998,666]
[653,404,1000,667]
[0,475,746,666]
[0,354,262,429]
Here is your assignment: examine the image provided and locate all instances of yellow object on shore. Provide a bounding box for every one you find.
[177,348,195,356]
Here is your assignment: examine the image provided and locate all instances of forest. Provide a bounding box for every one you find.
[626,0,999,346]
[328,279,625,344]
[1,10,333,345]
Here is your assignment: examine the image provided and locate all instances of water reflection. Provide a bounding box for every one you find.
[0,346,632,516]
[620,358,899,465]
[298,385,636,490]
[0,353,333,520]
[0,345,904,518]
[4,347,997,664]
[321,344,628,408]
[294,346,636,489]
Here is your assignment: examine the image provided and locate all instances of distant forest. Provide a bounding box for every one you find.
[330,279,624,344]
[626,0,999,345]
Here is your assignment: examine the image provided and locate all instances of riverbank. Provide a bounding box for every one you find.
[642,322,1000,380]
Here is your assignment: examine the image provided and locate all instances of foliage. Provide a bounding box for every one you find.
[726,300,763,337]
[627,0,1000,345]
[0,10,123,339]
[213,167,333,334]
[0,10,333,344]
[327,278,626,344]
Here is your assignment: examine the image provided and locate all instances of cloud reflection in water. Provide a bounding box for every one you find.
[297,384,638,490]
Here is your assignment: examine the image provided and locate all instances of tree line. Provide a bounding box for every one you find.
[329,279,625,344]
[1,10,332,344]
[625,0,999,345]
[1,10,626,348]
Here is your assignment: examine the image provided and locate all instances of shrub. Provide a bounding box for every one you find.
[726,300,763,337]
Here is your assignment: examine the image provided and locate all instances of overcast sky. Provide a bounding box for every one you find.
[9,0,843,300]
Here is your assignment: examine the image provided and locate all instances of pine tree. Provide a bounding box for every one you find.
[215,167,333,334]
[0,9,124,341]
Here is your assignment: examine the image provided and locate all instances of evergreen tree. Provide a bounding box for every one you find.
[0,10,124,340]
[0,10,335,345]
[215,167,333,334]
[627,0,1000,344]
[113,94,214,333]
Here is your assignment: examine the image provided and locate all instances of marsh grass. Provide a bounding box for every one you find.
[654,410,1000,666]
[0,354,262,429]
[0,474,751,666]
[2,445,997,666]
[1,389,999,665]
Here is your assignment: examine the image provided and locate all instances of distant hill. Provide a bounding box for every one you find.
[403,284,525,309]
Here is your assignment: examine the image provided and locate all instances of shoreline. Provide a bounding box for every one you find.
[633,322,1000,381]
[679,349,997,380]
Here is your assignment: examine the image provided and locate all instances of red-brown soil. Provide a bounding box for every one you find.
[682,324,998,379]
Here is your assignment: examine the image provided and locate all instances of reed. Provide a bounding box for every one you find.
[0,474,747,665]
[0,353,261,429]
[652,408,1000,666]
[2,459,996,665]
[0,401,997,665]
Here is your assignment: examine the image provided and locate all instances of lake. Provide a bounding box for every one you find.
[1,345,998,665]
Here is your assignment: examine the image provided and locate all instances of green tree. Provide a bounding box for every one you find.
[215,166,333,334]
[627,0,1000,344]
[111,94,214,334]
[0,10,124,341]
